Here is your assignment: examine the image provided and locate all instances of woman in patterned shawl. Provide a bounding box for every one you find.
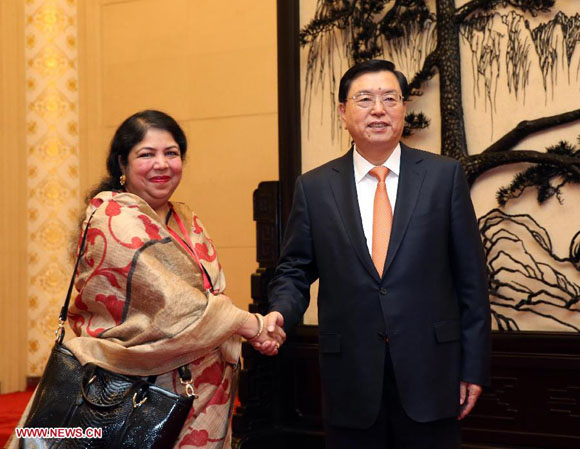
[65,110,284,448]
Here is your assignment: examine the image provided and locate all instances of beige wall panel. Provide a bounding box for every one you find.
[183,49,277,119]
[102,48,277,125]
[182,114,279,182]
[78,0,104,196]
[214,247,257,311]
[0,0,27,393]
[102,58,192,122]
[100,1,277,126]
[186,0,277,53]
[174,114,278,247]
[100,0,277,125]
[178,179,261,247]
[102,0,190,65]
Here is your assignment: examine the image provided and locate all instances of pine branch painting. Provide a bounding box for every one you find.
[299,0,580,331]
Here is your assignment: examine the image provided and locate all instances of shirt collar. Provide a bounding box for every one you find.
[353,143,401,183]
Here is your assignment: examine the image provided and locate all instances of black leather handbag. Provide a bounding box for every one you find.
[20,213,196,449]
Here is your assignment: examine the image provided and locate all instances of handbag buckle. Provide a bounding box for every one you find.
[132,391,148,408]
[180,379,199,399]
[54,320,65,343]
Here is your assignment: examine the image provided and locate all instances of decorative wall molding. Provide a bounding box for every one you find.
[25,0,79,376]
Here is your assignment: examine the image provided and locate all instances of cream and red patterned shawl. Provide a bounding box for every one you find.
[65,191,249,376]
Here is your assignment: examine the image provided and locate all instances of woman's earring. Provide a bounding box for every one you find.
[120,174,126,186]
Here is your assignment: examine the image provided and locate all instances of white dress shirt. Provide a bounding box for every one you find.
[353,144,400,255]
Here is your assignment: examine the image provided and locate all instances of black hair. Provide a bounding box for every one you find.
[338,59,409,102]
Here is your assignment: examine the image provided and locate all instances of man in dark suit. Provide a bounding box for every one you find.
[259,60,491,448]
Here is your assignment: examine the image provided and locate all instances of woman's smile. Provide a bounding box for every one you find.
[150,175,171,183]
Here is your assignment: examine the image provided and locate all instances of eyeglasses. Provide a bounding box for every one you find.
[348,92,404,109]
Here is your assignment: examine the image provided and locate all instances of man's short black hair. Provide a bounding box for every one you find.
[338,59,409,103]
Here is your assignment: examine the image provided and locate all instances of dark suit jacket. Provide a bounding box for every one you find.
[268,144,491,428]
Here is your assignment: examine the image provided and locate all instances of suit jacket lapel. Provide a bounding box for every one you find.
[328,148,380,281]
[383,143,426,275]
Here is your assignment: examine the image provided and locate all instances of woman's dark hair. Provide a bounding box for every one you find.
[338,59,409,103]
[86,110,187,201]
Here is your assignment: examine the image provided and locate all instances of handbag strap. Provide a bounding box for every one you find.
[56,210,97,343]
[55,207,197,399]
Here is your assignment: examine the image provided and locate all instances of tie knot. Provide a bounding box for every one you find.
[369,166,389,183]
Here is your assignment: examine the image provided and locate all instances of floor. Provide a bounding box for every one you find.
[0,390,32,447]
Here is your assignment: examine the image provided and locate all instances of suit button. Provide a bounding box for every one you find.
[380,288,387,295]
[378,332,389,343]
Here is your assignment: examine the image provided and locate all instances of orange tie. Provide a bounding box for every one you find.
[369,166,392,276]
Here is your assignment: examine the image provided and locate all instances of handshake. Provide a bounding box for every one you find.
[240,311,286,356]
